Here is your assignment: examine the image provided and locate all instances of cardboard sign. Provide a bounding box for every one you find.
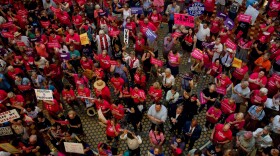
[124,29,129,44]
[0,126,13,136]
[110,60,118,65]
[174,13,195,28]
[245,5,259,25]
[232,57,242,68]
[150,57,163,66]
[0,109,20,124]
[34,89,53,101]
[60,53,71,60]
[237,14,252,23]
[50,6,61,13]
[64,142,84,154]
[224,17,234,30]
[1,32,14,39]
[80,33,89,45]
[17,10,28,16]
[131,7,143,14]
[145,28,157,42]
[225,38,237,50]
[0,143,20,154]
[47,42,61,48]
[1,22,13,28]
[187,2,205,17]
[191,48,204,60]
[16,41,25,47]
[217,12,228,20]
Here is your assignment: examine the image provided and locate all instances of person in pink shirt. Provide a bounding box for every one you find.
[248,70,267,90]
[65,29,81,50]
[225,113,245,136]
[231,62,249,85]
[211,123,232,145]
[148,10,162,28]
[135,17,157,36]
[249,88,268,107]
[94,50,111,72]
[110,73,125,94]
[204,0,216,20]
[130,86,146,106]
[149,125,165,147]
[80,56,93,71]
[259,18,275,43]
[131,32,145,58]
[56,10,71,26]
[221,98,236,121]
[266,74,280,97]
[210,17,221,38]
[204,103,222,131]
[215,72,233,98]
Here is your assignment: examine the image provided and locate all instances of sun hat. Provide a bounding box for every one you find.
[93,80,106,90]
[14,32,21,37]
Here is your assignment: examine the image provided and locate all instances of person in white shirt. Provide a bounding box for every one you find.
[159,68,175,94]
[231,81,250,112]
[120,130,142,156]
[166,86,179,105]
[253,126,273,149]
[212,38,223,62]
[147,103,168,131]
[270,115,280,147]
[124,52,140,82]
[196,22,210,50]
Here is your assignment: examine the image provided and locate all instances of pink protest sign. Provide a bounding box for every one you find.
[174,13,195,28]
[225,38,237,50]
[172,32,183,38]
[47,43,61,48]
[150,57,163,67]
[191,48,204,60]
[1,32,14,39]
[237,14,252,23]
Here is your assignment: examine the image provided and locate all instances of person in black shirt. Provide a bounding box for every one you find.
[248,38,268,70]
[199,83,218,112]
[235,21,250,39]
[183,94,200,121]
[36,112,51,133]
[205,144,223,156]
[66,110,84,135]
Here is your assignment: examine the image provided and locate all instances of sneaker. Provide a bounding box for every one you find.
[203,126,208,132]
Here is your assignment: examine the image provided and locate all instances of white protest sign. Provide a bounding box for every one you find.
[245,5,259,25]
[0,126,13,136]
[0,109,20,124]
[64,142,84,154]
[124,29,129,45]
[35,89,53,101]
[235,0,243,5]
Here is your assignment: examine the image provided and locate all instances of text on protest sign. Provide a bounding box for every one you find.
[224,18,234,30]
[145,29,157,42]
[64,142,84,154]
[0,126,13,136]
[0,109,20,124]
[124,29,129,45]
[150,57,163,67]
[225,38,237,50]
[174,13,195,28]
[80,33,90,45]
[35,89,53,101]
[237,14,252,23]
[131,7,143,14]
[188,2,205,17]
[60,53,71,60]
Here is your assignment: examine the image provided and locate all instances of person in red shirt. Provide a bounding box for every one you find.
[210,17,221,38]
[220,98,236,121]
[80,56,93,71]
[94,50,111,72]
[110,102,125,121]
[119,84,133,107]
[219,27,231,44]
[72,12,83,29]
[62,85,79,109]
[56,10,71,26]
[266,74,280,97]
[125,18,137,42]
[205,103,222,130]
[94,80,111,102]
[249,88,268,107]
[94,96,111,116]
[132,32,145,58]
[43,61,64,92]
[77,84,92,107]
[134,68,146,89]
[231,62,249,85]
[215,73,233,98]
[130,86,146,109]
[148,82,163,103]
[248,70,267,90]
[148,10,162,28]
[35,30,48,45]
[92,66,105,80]
[43,99,63,119]
[110,73,125,95]
[267,0,280,18]
[259,18,275,43]
[207,58,222,77]
[211,123,232,145]
[7,66,24,80]
[68,73,89,89]
[65,29,81,50]
[225,113,245,136]
[99,114,121,143]
[23,55,35,72]
[0,90,8,108]
[7,92,25,108]
[204,0,216,20]
[269,40,280,59]
[48,31,63,44]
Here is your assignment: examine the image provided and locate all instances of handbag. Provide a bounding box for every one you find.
[200,92,207,105]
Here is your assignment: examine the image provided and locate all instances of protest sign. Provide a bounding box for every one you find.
[17,10,28,16]
[64,142,84,154]
[16,42,25,47]
[1,22,13,28]
[225,38,237,50]
[47,42,61,48]
[172,32,183,38]
[188,2,205,17]
[217,12,228,20]
[153,0,164,6]
[109,30,120,37]
[80,33,90,45]
[124,29,129,45]
[40,21,50,28]
[150,57,163,67]
[232,57,242,68]
[245,5,259,25]
[0,109,20,124]
[224,17,234,30]
[0,126,13,136]
[191,48,204,60]
[50,6,61,13]
[174,13,195,28]
[60,53,71,60]
[0,143,20,154]
[1,32,14,39]
[235,0,243,5]
[145,28,157,42]
[131,7,143,14]
[237,14,252,23]
[34,89,53,101]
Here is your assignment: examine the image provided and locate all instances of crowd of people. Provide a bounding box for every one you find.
[0,0,279,155]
